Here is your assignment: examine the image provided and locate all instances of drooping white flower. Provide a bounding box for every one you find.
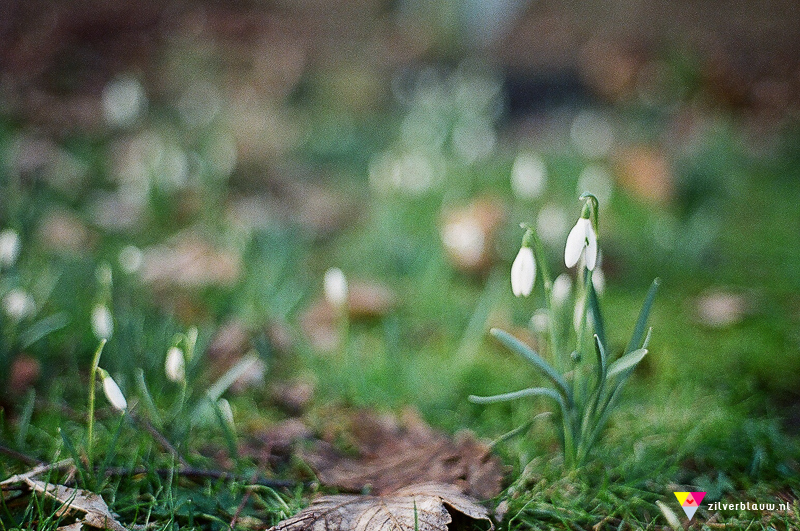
[165,346,186,383]
[0,229,21,267]
[91,303,114,340]
[552,273,573,305]
[3,289,35,321]
[323,267,348,308]
[564,217,597,270]
[511,246,536,297]
[99,369,127,412]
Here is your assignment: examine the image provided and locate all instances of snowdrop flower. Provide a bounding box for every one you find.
[99,368,127,412]
[511,246,536,297]
[552,273,573,305]
[324,267,348,309]
[165,346,186,383]
[3,289,35,321]
[91,303,114,340]
[564,212,597,271]
[0,229,21,267]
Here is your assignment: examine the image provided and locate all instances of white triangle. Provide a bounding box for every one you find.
[681,505,698,520]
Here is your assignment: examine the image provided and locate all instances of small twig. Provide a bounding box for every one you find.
[0,444,43,467]
[1,458,75,487]
[102,466,301,489]
[229,471,259,529]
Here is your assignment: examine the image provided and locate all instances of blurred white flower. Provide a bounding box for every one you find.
[3,289,35,321]
[323,267,348,309]
[0,229,20,267]
[102,75,146,128]
[99,369,127,412]
[165,346,186,383]
[91,304,114,340]
[552,273,573,305]
[565,217,597,270]
[511,246,536,297]
[118,245,143,273]
[510,153,547,199]
[531,308,549,333]
[592,267,606,294]
[217,398,234,427]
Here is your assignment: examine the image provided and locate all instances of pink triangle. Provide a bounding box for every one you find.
[691,492,706,505]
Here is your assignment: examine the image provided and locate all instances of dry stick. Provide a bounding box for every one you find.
[128,412,189,468]
[0,444,43,467]
[229,471,259,529]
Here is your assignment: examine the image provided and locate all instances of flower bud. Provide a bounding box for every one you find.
[91,303,114,340]
[0,229,21,267]
[165,346,186,383]
[564,217,597,270]
[99,369,127,412]
[324,267,348,308]
[511,246,536,297]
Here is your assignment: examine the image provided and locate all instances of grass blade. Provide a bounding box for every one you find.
[489,328,572,402]
[625,278,660,354]
[469,386,564,406]
[606,348,648,380]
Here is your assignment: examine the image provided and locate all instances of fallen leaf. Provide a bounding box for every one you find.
[23,479,126,531]
[8,354,41,395]
[303,409,504,500]
[269,482,493,531]
[140,233,241,289]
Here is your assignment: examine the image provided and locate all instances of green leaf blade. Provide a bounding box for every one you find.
[606,348,648,380]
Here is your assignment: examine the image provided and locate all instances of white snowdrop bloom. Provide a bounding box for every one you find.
[323,267,348,309]
[100,369,127,412]
[3,289,35,321]
[510,153,547,199]
[510,246,535,297]
[102,75,146,128]
[442,218,485,269]
[165,346,186,383]
[91,303,114,340]
[531,309,549,334]
[552,273,573,305]
[217,398,234,427]
[0,229,21,267]
[564,217,597,270]
[118,245,143,274]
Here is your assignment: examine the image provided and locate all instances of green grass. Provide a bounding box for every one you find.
[2,67,800,531]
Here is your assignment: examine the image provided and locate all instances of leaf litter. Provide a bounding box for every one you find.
[269,482,494,531]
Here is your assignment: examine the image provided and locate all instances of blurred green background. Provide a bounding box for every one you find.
[1,0,799,520]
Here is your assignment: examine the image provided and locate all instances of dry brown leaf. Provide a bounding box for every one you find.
[23,479,126,531]
[140,233,241,289]
[269,482,493,531]
[303,409,504,500]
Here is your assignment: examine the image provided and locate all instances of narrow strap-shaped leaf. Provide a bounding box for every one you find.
[586,276,607,351]
[606,348,648,380]
[489,328,572,402]
[469,386,564,406]
[625,278,660,354]
[593,334,607,380]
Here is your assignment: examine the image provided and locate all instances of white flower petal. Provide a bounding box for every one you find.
[102,374,127,411]
[511,247,535,297]
[91,304,114,340]
[165,346,186,383]
[323,267,348,308]
[564,218,588,268]
[552,273,573,305]
[584,222,598,271]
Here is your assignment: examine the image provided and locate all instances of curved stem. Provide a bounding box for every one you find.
[87,339,107,467]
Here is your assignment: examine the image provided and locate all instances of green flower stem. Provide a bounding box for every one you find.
[520,223,561,366]
[87,339,107,467]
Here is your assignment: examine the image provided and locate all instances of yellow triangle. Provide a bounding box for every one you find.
[674,492,689,505]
